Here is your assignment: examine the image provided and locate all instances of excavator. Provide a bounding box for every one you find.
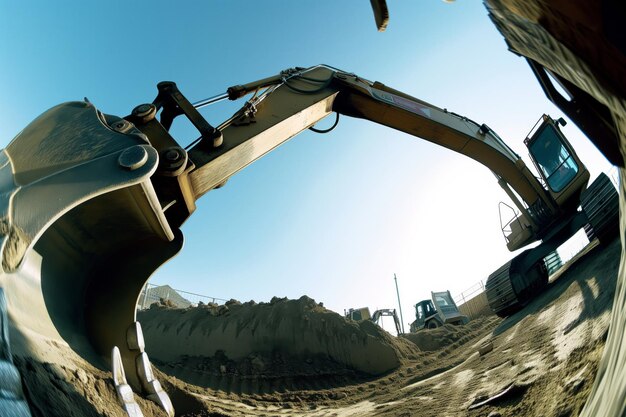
[0,64,620,415]
[344,307,403,335]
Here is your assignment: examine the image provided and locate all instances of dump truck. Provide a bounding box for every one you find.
[409,291,469,332]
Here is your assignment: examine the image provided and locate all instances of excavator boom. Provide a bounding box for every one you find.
[187,66,550,211]
[140,65,562,251]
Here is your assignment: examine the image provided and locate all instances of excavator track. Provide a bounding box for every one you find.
[581,173,619,245]
[485,250,548,317]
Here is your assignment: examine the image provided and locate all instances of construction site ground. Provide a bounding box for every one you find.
[15,236,620,417]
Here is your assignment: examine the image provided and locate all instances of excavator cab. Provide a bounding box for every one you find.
[525,116,590,210]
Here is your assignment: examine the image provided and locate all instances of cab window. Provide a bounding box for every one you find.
[529,124,579,192]
[424,302,435,316]
[416,304,424,320]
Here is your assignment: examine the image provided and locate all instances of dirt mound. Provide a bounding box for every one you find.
[12,357,166,417]
[401,317,501,352]
[137,295,421,393]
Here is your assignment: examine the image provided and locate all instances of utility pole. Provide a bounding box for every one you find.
[394,273,406,334]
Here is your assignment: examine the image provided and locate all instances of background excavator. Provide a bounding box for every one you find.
[0,62,620,415]
[344,307,402,335]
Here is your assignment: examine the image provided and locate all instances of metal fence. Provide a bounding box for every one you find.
[453,280,485,308]
[453,231,593,317]
[137,283,228,310]
[544,251,563,275]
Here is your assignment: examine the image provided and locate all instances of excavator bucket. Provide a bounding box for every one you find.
[0,101,180,412]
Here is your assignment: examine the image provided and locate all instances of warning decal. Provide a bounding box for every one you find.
[371,89,432,118]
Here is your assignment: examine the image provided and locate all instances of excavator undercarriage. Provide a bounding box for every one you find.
[486,172,619,317]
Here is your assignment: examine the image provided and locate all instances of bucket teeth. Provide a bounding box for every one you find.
[112,346,144,417]
[127,322,146,351]
[127,322,175,417]
[136,352,174,416]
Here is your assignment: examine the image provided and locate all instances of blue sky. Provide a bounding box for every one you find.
[0,2,613,332]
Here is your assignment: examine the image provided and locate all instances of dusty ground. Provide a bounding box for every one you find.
[130,238,617,417]
[11,237,620,417]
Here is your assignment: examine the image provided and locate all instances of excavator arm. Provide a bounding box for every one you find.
[146,65,555,247]
[371,309,402,335]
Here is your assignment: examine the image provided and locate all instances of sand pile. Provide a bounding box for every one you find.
[173,239,619,417]
[401,317,500,352]
[137,295,421,393]
[12,357,168,417]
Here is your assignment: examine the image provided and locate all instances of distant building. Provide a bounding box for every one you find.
[137,285,192,309]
